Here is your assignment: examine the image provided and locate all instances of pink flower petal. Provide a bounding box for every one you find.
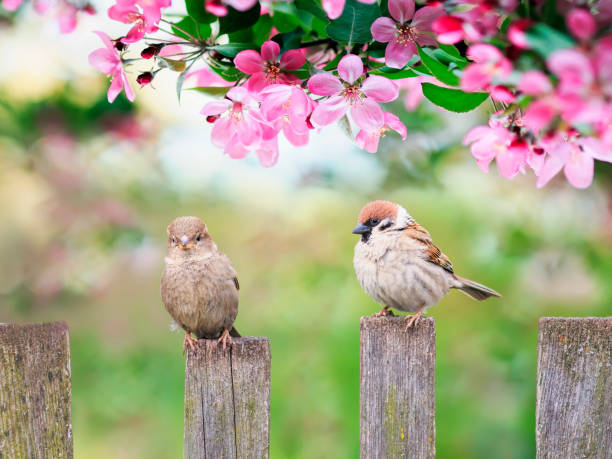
[256,139,279,167]
[371,17,397,43]
[211,117,233,148]
[224,134,250,159]
[93,30,116,52]
[566,8,596,41]
[385,37,417,69]
[225,0,257,12]
[58,3,78,33]
[388,0,414,24]
[350,98,384,131]
[201,99,232,116]
[261,40,280,62]
[460,64,490,92]
[1,0,23,11]
[463,125,493,145]
[88,48,119,74]
[432,16,464,44]
[121,70,134,102]
[234,49,264,74]
[411,5,444,32]
[355,130,380,153]
[283,123,309,147]
[280,49,305,70]
[307,73,344,96]
[238,114,262,147]
[338,54,364,84]
[564,150,594,188]
[245,72,270,94]
[107,73,123,103]
[518,70,552,95]
[260,85,292,121]
[310,95,348,127]
[490,85,515,103]
[122,22,146,43]
[536,152,566,188]
[362,75,399,102]
[523,100,556,133]
[322,0,345,19]
[467,43,503,63]
[384,112,407,139]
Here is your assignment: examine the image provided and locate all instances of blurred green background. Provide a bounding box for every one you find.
[1,7,612,459]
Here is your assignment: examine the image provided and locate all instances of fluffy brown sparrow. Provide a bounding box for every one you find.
[352,200,500,328]
[161,216,240,351]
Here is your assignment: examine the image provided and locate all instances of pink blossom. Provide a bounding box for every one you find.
[460,44,512,92]
[88,31,134,103]
[356,112,407,153]
[259,84,315,146]
[322,0,377,20]
[536,134,609,189]
[308,54,399,131]
[547,48,594,96]
[108,0,169,43]
[205,0,257,16]
[518,70,552,96]
[186,67,233,88]
[371,0,444,69]
[507,19,532,49]
[463,120,526,178]
[432,15,464,44]
[433,5,500,45]
[201,87,266,158]
[566,8,596,41]
[234,41,305,94]
[1,0,22,11]
[396,75,436,110]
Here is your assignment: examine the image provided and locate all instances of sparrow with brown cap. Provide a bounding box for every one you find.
[352,200,501,328]
[161,216,240,351]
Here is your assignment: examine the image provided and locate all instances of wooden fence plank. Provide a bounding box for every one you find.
[184,337,270,459]
[0,321,73,458]
[360,316,436,459]
[536,317,611,459]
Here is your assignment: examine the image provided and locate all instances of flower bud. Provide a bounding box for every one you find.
[137,72,154,86]
[114,39,126,51]
[141,44,164,59]
[206,115,220,123]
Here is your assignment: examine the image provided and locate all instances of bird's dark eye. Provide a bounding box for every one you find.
[369,218,380,227]
[196,234,201,242]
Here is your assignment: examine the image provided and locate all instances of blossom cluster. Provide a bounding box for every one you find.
[1,0,95,32]
[83,0,612,187]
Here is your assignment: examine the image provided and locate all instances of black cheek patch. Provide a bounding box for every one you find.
[379,221,393,231]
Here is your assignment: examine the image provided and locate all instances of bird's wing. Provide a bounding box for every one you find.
[403,221,454,274]
[216,252,240,291]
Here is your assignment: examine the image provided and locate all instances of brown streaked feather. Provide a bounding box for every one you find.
[233,277,240,290]
[405,221,454,274]
[358,200,398,224]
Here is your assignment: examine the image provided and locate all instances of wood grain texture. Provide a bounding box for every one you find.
[0,322,73,458]
[184,337,270,459]
[536,317,611,459]
[360,316,435,459]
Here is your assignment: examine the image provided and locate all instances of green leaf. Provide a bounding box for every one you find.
[219,3,261,35]
[437,43,461,58]
[372,67,419,79]
[273,9,302,33]
[210,43,257,58]
[272,30,305,53]
[184,0,214,24]
[171,17,211,41]
[417,45,459,86]
[525,24,575,58]
[208,59,244,81]
[295,0,328,22]
[253,14,274,46]
[188,86,232,96]
[421,83,489,112]
[326,0,380,44]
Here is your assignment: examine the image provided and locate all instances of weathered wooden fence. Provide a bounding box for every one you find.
[1,317,610,458]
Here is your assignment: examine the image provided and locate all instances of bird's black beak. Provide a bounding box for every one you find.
[352,223,371,235]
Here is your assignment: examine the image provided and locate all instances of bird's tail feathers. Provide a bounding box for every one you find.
[453,275,501,301]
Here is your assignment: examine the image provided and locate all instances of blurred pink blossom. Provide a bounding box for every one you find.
[460,44,512,93]
[205,0,257,16]
[322,0,376,20]
[566,8,596,41]
[108,0,170,43]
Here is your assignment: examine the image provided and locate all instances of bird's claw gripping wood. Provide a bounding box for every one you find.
[373,306,394,317]
[217,328,233,350]
[183,332,198,354]
[405,305,427,330]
